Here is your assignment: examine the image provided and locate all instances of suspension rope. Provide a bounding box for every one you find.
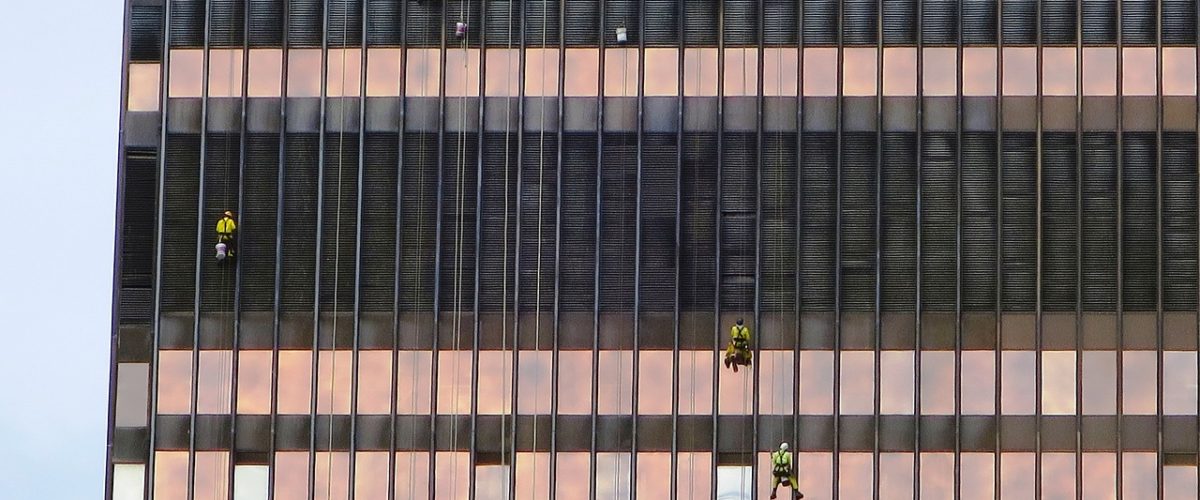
[448,0,473,498]
[499,0,516,496]
[405,35,432,500]
[610,46,632,500]
[528,0,551,496]
[684,46,704,500]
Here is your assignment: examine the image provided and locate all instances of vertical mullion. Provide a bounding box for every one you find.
[1074,0,1085,495]
[388,0,409,498]
[834,0,844,493]
[308,0,332,493]
[632,0,645,492]
[346,0,369,497]
[1116,0,1125,493]
[470,0,488,497]
[509,0,529,495]
[428,0,450,496]
[670,1,685,498]
[751,0,765,497]
[1195,0,1200,495]
[1155,0,1165,495]
[712,0,725,496]
[186,1,214,498]
[590,1,606,498]
[549,0,567,494]
[794,0,805,491]
[270,0,293,497]
[994,0,1005,495]
[1034,0,1044,495]
[145,0,175,496]
[954,0,964,495]
[914,0,925,492]
[872,0,884,495]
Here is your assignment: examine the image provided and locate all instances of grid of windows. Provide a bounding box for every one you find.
[111,0,1200,498]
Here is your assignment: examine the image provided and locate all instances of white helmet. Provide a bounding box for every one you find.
[779,442,789,451]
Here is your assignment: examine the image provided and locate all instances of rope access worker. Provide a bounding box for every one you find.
[215,210,237,261]
[770,442,804,499]
[723,318,752,372]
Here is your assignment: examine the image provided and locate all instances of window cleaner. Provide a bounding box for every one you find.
[723,318,752,372]
[615,26,628,43]
[215,210,237,261]
[770,443,804,499]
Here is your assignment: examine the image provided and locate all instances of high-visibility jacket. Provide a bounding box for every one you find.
[216,216,237,236]
[771,450,792,477]
[730,324,751,351]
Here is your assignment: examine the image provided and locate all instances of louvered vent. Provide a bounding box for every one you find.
[962,0,997,45]
[920,132,956,312]
[1081,132,1118,311]
[120,149,158,324]
[524,0,562,47]
[366,0,400,46]
[240,134,279,312]
[326,0,363,47]
[763,0,799,46]
[169,0,206,48]
[1081,0,1117,44]
[320,132,359,313]
[209,0,246,47]
[360,133,398,312]
[800,132,836,311]
[518,133,553,312]
[1163,0,1198,44]
[399,133,438,312]
[280,134,319,312]
[482,1,521,47]
[761,132,798,313]
[840,133,876,312]
[446,0,483,46]
[1041,0,1076,45]
[881,132,917,311]
[921,1,958,45]
[1001,133,1036,312]
[130,5,164,62]
[1122,133,1158,311]
[803,0,839,45]
[604,0,641,46]
[641,134,678,313]
[681,133,717,311]
[600,133,637,312]
[560,134,598,313]
[161,134,200,312]
[684,0,719,46]
[200,133,241,313]
[883,0,917,45]
[723,0,758,46]
[1121,1,1157,45]
[1162,132,1198,312]
[843,0,877,45]
[248,0,284,47]
[720,133,756,312]
[644,0,679,46]
[288,0,324,47]
[961,133,997,312]
[1001,0,1036,45]
[477,133,519,312]
[1040,133,1078,312]
[440,132,478,314]
[564,0,599,47]
[405,1,440,46]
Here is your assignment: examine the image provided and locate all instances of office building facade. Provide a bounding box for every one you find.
[109,0,1200,498]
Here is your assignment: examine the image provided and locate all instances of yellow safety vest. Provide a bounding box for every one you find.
[771,450,792,475]
[216,217,237,235]
[731,325,750,350]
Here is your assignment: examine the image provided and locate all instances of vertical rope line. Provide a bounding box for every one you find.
[409,40,433,500]
[686,47,702,500]
[529,0,551,496]
[448,1,474,498]
[499,0,516,496]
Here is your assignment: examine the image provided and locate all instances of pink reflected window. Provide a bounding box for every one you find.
[920,351,955,415]
[555,453,591,500]
[1083,351,1117,415]
[840,351,874,414]
[275,452,309,499]
[169,49,204,98]
[327,48,362,97]
[1124,453,1157,498]
[435,452,470,500]
[719,351,752,415]
[356,350,392,414]
[637,350,673,414]
[515,453,550,499]
[644,48,679,96]
[397,350,433,414]
[605,48,639,97]
[128,63,161,111]
[596,453,632,498]
[598,351,633,414]
[1123,351,1157,414]
[354,452,389,498]
[1003,48,1037,96]
[193,452,229,500]
[636,453,671,498]
[961,454,995,500]
[961,351,995,415]
[880,350,914,414]
[724,48,759,96]
[1042,453,1075,498]
[1163,48,1197,95]
[680,350,714,415]
[800,350,834,414]
[758,350,793,414]
[843,48,878,96]
[1083,47,1117,96]
[157,350,192,414]
[248,49,283,97]
[963,48,997,96]
[1165,465,1197,500]
[804,48,837,96]
[564,48,599,96]
[883,47,917,96]
[556,350,590,414]
[277,350,312,414]
[314,452,350,500]
[797,453,832,499]
[1124,47,1158,96]
[406,48,441,97]
[196,350,232,414]
[437,350,472,415]
[920,453,954,498]
[479,350,512,415]
[366,48,401,97]
[1001,351,1035,415]
[676,452,712,500]
[1042,350,1076,415]
[445,48,481,97]
[924,48,957,96]
[684,48,718,96]
[1083,453,1116,500]
[1164,351,1198,414]
[1000,453,1035,500]
[879,453,914,500]
[839,453,873,500]
[475,464,508,499]
[524,48,559,97]
[287,49,322,97]
[485,49,520,97]
[208,49,244,98]
[395,452,431,499]
[1042,47,1077,96]
[518,350,552,414]
[763,48,798,96]
[153,451,189,500]
[317,350,353,414]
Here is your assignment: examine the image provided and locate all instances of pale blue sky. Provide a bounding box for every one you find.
[0,1,122,497]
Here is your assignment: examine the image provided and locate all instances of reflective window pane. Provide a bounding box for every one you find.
[208,49,244,98]
[437,350,472,415]
[157,350,192,414]
[397,350,433,414]
[879,453,914,500]
[724,48,758,97]
[1042,351,1076,415]
[637,350,673,414]
[1163,48,1197,96]
[1003,48,1037,96]
[197,350,232,414]
[517,350,552,414]
[287,49,322,97]
[233,464,268,500]
[1165,465,1198,500]
[1123,351,1157,415]
[1000,453,1035,500]
[1042,48,1077,96]
[636,453,670,498]
[1002,351,1035,415]
[923,48,957,96]
[840,453,873,500]
[277,350,312,414]
[356,350,392,414]
[556,453,591,500]
[1083,453,1117,500]
[194,452,230,500]
[169,49,204,98]
[676,452,712,500]
[684,48,718,96]
[515,453,550,499]
[763,48,798,96]
[605,48,639,97]
[880,350,914,414]
[1041,452,1075,499]
[961,453,995,500]
[153,452,188,500]
[598,351,633,414]
[961,351,996,415]
[800,350,834,414]
[113,464,146,500]
[1164,351,1197,415]
[353,453,388,499]
[597,453,632,499]
[395,452,431,499]
[1083,350,1117,415]
[759,350,794,414]
[883,47,917,96]
[525,48,560,97]
[843,48,878,96]
[247,49,283,98]
[115,363,149,427]
[557,350,590,414]
[446,48,481,97]
[963,48,997,96]
[921,351,955,415]
[128,64,161,111]
[920,453,954,498]
[365,48,401,97]
[565,48,599,96]
[275,452,308,500]
[804,48,837,96]
[317,350,352,414]
[644,48,679,96]
[1123,453,1157,498]
[406,48,440,97]
[434,452,470,500]
[1123,47,1158,96]
[680,350,714,415]
[1083,47,1117,96]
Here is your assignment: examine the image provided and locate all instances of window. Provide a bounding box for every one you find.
[840,453,873,500]
[127,64,161,111]
[923,48,957,96]
[317,350,352,415]
[880,350,914,414]
[1083,350,1117,415]
[840,351,874,414]
[684,48,718,96]
[644,48,679,96]
[598,351,633,414]
[397,351,432,414]
[445,48,481,97]
[356,350,392,414]
[1042,47,1077,96]
[962,48,998,96]
[800,350,834,414]
[406,48,440,97]
[1042,453,1076,498]
[716,465,753,500]
[564,49,599,96]
[1042,351,1076,415]
[961,454,995,500]
[437,350,472,415]
[156,350,192,414]
[596,453,632,499]
[1083,453,1117,500]
[113,464,145,500]
[275,452,308,499]
[920,453,954,498]
[675,452,712,500]
[326,48,362,98]
[515,453,551,499]
[477,350,513,415]
[724,48,759,97]
[208,49,244,98]
[883,47,917,96]
[1123,351,1157,414]
[879,453,914,500]
[153,452,188,500]
[961,351,995,414]
[476,464,508,500]
[354,453,388,498]
[605,48,639,97]
[247,49,283,98]
[395,453,430,499]
[556,350,590,414]
[763,48,798,96]
[517,350,552,414]
[1164,351,1198,414]
[234,465,269,500]
[236,351,271,414]
[759,351,794,414]
[843,48,878,97]
[804,48,838,96]
[115,363,149,426]
[312,453,349,500]
[921,351,955,415]
[194,452,229,500]
[1000,453,1035,499]
[1002,48,1037,96]
[1163,48,1197,96]
[1164,465,1198,500]
[556,453,592,500]
[637,350,673,414]
[435,452,470,500]
[679,350,714,415]
[197,350,232,414]
[636,453,671,498]
[1083,47,1117,96]
[365,48,401,97]
[277,350,311,414]
[287,49,322,97]
[1124,453,1158,498]
[1001,351,1035,415]
[523,48,559,97]
[1123,48,1158,96]
[169,49,203,98]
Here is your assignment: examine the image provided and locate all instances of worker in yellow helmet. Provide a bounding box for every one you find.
[770,442,803,499]
[723,318,752,372]
[215,210,237,261]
